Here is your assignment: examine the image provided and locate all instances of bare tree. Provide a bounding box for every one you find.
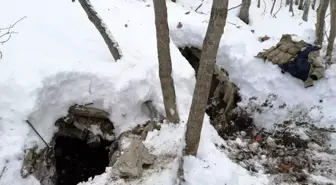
[295,0,299,5]
[273,0,284,17]
[76,0,122,61]
[298,0,305,10]
[302,0,311,21]
[185,0,229,156]
[315,0,330,45]
[238,0,252,24]
[312,0,317,9]
[270,0,277,15]
[258,0,261,8]
[0,16,26,59]
[326,0,336,60]
[153,0,180,123]
[290,0,295,15]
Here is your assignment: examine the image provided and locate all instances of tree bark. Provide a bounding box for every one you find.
[295,0,299,5]
[257,0,261,8]
[326,0,336,60]
[185,0,229,156]
[298,0,305,10]
[312,0,317,10]
[315,0,330,45]
[238,0,252,24]
[290,0,295,16]
[77,0,122,61]
[153,0,180,123]
[302,0,311,21]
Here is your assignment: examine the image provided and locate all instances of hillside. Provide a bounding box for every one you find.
[0,0,336,185]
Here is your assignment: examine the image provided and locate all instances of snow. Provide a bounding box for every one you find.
[0,0,336,184]
[170,0,336,130]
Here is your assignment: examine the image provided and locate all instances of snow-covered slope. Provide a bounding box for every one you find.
[0,0,335,184]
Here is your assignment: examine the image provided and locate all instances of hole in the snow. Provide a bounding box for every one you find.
[54,135,111,185]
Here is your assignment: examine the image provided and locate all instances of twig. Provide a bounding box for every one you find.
[0,16,26,31]
[325,30,329,40]
[227,22,241,28]
[273,0,283,17]
[0,16,26,59]
[0,166,7,179]
[262,0,267,16]
[270,0,277,15]
[195,1,204,12]
[228,3,242,11]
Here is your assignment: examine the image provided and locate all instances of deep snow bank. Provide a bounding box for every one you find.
[171,0,336,130]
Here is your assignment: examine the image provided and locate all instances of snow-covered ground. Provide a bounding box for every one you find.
[0,0,336,184]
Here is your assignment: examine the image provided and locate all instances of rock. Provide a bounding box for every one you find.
[132,121,161,140]
[308,142,322,151]
[20,149,36,178]
[249,142,259,153]
[69,104,110,119]
[267,136,277,148]
[113,138,155,178]
[33,149,57,185]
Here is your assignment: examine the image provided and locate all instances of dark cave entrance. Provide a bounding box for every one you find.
[54,135,111,185]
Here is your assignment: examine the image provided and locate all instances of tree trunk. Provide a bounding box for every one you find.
[270,0,277,15]
[295,0,299,5]
[290,0,295,16]
[302,0,311,21]
[238,0,252,24]
[185,0,229,156]
[286,0,290,6]
[153,0,180,123]
[315,0,330,45]
[312,0,317,10]
[257,0,261,8]
[298,0,305,10]
[77,0,122,61]
[326,0,336,60]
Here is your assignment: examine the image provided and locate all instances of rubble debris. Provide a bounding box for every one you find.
[113,138,155,178]
[20,148,36,178]
[21,104,159,184]
[68,104,110,119]
[214,117,336,184]
[132,121,161,140]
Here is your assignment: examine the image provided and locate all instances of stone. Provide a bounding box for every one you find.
[113,138,155,178]
[69,104,110,119]
[267,136,277,148]
[20,149,36,178]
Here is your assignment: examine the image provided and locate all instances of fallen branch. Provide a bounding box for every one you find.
[195,1,204,12]
[228,3,242,11]
[0,166,6,179]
